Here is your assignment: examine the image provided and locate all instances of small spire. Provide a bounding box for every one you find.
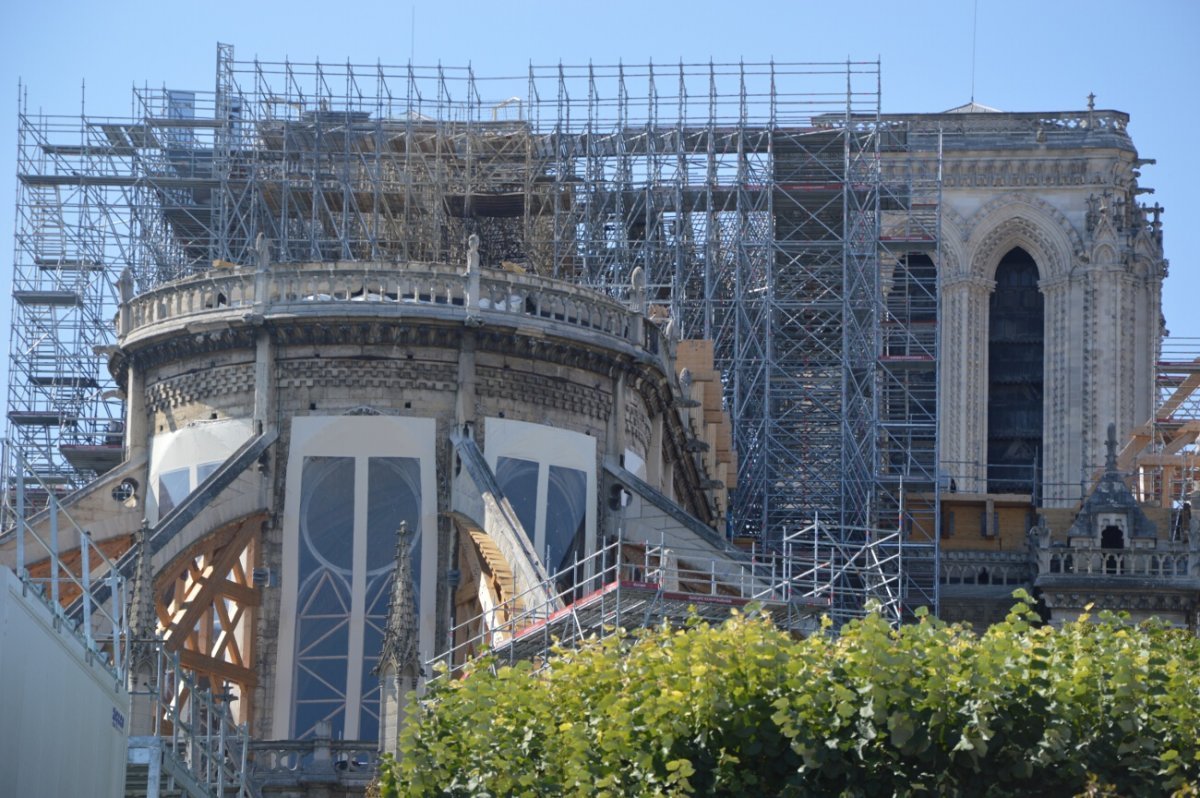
[127,522,159,675]
[1087,92,1096,112]
[376,521,420,681]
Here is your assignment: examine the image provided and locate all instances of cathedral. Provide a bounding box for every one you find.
[0,51,1195,795]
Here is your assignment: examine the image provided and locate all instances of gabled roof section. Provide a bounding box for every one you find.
[943,101,1002,113]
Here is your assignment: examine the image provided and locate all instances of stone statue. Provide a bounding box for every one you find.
[466,233,481,275]
[255,232,271,272]
[118,266,135,304]
[630,266,647,314]
[464,234,482,324]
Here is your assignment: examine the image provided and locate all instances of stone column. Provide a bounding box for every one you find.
[941,274,993,493]
[1040,273,1076,507]
[124,362,147,464]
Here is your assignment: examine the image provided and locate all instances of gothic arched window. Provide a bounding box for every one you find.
[987,247,1043,494]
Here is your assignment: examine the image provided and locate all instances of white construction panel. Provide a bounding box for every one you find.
[0,566,129,798]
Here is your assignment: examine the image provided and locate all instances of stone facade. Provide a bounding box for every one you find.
[99,256,734,753]
[915,110,1166,504]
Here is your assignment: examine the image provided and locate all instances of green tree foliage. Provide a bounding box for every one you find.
[379,595,1200,797]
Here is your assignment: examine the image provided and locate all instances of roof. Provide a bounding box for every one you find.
[943,101,1003,114]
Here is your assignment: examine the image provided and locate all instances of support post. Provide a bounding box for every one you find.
[49,493,60,608]
[15,458,25,576]
[110,569,122,676]
[81,531,93,649]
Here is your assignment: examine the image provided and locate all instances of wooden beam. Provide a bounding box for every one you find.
[179,648,257,688]
[217,579,260,606]
[163,513,265,648]
[155,520,242,588]
[211,599,245,668]
[1134,453,1200,468]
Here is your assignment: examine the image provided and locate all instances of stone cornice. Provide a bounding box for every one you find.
[1039,587,1199,613]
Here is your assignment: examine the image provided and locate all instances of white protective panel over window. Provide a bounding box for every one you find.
[147,418,253,524]
[275,416,437,742]
[485,418,597,589]
[494,456,539,539]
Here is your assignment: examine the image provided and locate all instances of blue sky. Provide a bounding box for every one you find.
[1,0,1196,352]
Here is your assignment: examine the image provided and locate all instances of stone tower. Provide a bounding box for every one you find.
[919,103,1166,505]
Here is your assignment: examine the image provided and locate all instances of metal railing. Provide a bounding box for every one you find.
[128,638,252,798]
[1,439,127,682]
[433,519,924,678]
[433,533,791,679]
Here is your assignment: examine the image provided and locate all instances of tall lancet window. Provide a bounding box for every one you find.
[292,455,421,741]
[987,247,1044,493]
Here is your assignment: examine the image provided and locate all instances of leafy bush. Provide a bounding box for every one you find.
[380,595,1200,797]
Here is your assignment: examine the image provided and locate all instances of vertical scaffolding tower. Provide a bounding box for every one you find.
[6,47,941,618]
[9,96,133,490]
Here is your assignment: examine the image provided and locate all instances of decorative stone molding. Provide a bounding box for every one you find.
[475,365,611,423]
[942,157,1095,190]
[277,359,457,395]
[145,363,255,413]
[1039,589,1198,614]
[964,194,1084,282]
[624,395,652,456]
[940,274,995,291]
[935,207,969,277]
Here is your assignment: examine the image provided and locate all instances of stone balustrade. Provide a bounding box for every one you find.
[1039,545,1197,581]
[249,739,379,788]
[940,550,1034,588]
[880,110,1130,135]
[121,261,667,358]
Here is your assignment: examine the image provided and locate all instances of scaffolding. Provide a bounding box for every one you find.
[435,525,919,679]
[1119,336,1200,536]
[8,45,941,618]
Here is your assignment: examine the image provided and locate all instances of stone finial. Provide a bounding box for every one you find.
[376,520,419,681]
[1150,203,1165,241]
[127,521,159,675]
[679,367,692,396]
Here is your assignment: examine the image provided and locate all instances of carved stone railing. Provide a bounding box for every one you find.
[248,738,379,791]
[121,262,667,360]
[880,110,1130,135]
[940,550,1034,588]
[1039,545,1198,581]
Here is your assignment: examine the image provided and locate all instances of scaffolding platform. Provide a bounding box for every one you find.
[60,444,123,474]
[492,578,821,666]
